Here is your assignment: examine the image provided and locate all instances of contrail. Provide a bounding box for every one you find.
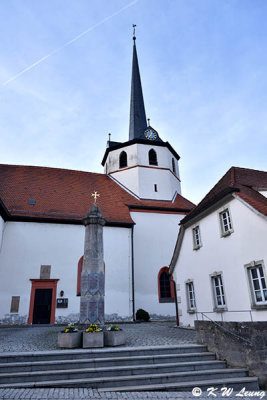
[2,0,138,86]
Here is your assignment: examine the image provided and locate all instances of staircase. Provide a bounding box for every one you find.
[0,344,259,391]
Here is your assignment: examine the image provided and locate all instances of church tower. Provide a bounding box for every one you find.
[102,31,181,201]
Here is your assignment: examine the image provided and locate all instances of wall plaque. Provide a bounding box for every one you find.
[10,296,20,313]
[56,298,68,308]
[40,265,51,279]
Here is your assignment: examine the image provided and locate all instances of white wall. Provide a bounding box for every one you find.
[131,211,184,318]
[107,143,181,200]
[0,216,4,252]
[174,197,267,326]
[0,221,132,323]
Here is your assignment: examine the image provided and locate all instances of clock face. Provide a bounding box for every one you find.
[144,128,157,141]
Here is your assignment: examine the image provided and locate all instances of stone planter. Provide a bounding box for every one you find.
[104,330,126,346]
[57,331,82,348]
[83,331,104,348]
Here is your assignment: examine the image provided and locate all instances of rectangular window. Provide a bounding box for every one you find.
[186,281,196,311]
[249,264,267,305]
[192,226,201,249]
[212,274,226,308]
[219,209,232,236]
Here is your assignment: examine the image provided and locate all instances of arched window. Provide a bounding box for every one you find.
[149,149,158,165]
[119,151,127,169]
[172,158,176,174]
[158,267,175,303]
[77,257,105,296]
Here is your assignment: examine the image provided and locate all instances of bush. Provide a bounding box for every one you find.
[136,308,150,322]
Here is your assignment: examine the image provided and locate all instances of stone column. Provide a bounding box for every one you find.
[79,204,105,324]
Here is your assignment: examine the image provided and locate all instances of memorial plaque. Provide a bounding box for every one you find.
[80,298,89,323]
[88,271,99,295]
[98,297,104,323]
[40,265,51,279]
[88,298,98,323]
[10,296,20,313]
[81,272,88,296]
[99,272,105,295]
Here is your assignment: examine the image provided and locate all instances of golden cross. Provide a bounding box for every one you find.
[91,191,100,204]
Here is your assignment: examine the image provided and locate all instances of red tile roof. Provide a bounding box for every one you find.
[0,164,194,225]
[181,166,267,224]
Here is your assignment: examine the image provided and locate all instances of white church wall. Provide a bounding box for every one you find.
[0,221,132,324]
[131,211,184,319]
[0,215,4,251]
[106,143,181,200]
[112,168,140,198]
[174,197,267,327]
[105,144,138,174]
[138,167,181,200]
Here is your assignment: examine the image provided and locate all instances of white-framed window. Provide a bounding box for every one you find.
[192,226,201,249]
[211,274,226,309]
[219,208,233,236]
[186,281,196,312]
[247,263,267,305]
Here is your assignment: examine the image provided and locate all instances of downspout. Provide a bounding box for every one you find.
[169,225,185,327]
[170,276,179,326]
[131,225,135,321]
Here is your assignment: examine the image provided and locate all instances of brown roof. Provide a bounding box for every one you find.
[181,166,267,224]
[0,164,194,226]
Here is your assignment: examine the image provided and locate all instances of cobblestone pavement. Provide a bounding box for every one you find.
[0,322,196,353]
[0,388,263,399]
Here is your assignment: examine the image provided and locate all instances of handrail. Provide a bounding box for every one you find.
[196,309,253,322]
[198,312,253,347]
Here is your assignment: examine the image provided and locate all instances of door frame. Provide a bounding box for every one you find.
[28,279,59,324]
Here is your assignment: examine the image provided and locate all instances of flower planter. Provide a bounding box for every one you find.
[83,331,104,348]
[104,330,126,347]
[57,331,82,348]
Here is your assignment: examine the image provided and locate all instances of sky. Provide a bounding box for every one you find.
[1,0,267,204]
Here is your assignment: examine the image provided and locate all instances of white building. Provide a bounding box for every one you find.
[0,36,194,325]
[169,166,267,326]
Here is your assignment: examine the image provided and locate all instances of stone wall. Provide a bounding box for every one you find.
[195,320,267,389]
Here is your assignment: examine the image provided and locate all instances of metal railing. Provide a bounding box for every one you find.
[195,309,254,322]
[196,311,253,347]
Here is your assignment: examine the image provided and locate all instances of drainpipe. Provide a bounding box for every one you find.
[131,226,135,321]
[170,276,179,327]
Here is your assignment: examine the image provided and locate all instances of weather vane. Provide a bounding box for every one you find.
[133,24,136,41]
[91,191,100,204]
[147,118,150,126]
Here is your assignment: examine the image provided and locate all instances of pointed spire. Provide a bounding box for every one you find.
[129,25,147,140]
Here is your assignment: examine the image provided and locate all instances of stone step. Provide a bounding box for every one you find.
[0,368,249,389]
[0,344,206,364]
[99,377,259,392]
[0,360,226,384]
[0,352,216,373]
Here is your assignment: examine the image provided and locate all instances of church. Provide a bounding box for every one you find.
[0,35,194,324]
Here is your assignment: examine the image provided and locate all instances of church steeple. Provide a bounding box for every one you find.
[129,27,147,141]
